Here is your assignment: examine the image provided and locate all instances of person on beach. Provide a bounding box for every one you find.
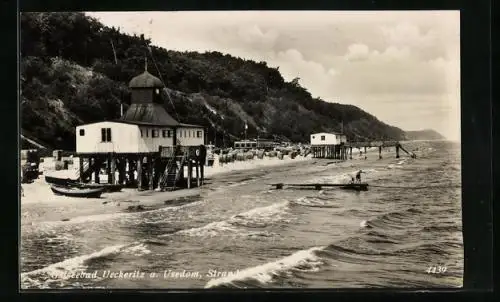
[355,170,363,183]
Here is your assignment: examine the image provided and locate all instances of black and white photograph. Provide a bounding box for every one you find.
[20,11,462,289]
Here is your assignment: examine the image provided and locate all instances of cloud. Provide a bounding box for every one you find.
[344,43,370,61]
[85,11,460,140]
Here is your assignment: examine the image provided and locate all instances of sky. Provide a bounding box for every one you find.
[86,11,460,141]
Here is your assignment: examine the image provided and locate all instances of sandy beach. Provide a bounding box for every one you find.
[21,154,313,225]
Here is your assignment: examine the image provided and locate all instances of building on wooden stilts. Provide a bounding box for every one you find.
[309,132,348,160]
[75,66,207,191]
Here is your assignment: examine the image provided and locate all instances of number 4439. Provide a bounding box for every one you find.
[426,266,447,274]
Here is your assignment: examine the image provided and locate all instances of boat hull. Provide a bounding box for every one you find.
[45,175,78,186]
[50,185,104,198]
[45,176,123,192]
[76,183,123,193]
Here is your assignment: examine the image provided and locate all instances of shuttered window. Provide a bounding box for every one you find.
[197,131,202,138]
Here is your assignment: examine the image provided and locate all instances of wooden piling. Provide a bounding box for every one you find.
[127,159,134,185]
[396,145,400,158]
[137,155,143,190]
[106,155,112,184]
[117,157,125,184]
[187,160,192,189]
[350,147,352,159]
[79,156,84,182]
[200,163,204,185]
[110,157,116,184]
[148,156,154,190]
[379,146,382,159]
[94,158,100,184]
[196,161,200,187]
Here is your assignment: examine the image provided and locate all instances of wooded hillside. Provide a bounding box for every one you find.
[20,12,407,150]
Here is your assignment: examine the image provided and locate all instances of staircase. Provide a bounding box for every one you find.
[159,153,187,191]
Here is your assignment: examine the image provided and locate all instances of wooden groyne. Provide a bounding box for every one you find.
[270,182,369,191]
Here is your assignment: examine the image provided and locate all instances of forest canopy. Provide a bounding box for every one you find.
[20,12,406,150]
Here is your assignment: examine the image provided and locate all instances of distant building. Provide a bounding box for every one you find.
[233,138,276,151]
[310,132,348,159]
[310,132,347,146]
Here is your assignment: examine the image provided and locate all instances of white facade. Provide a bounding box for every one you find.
[76,121,141,153]
[138,126,175,153]
[76,122,205,154]
[176,127,205,146]
[310,132,347,145]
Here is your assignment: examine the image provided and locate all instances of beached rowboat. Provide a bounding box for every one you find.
[50,185,105,198]
[45,175,123,192]
[45,175,78,186]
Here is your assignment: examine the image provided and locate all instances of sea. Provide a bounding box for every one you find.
[20,140,463,289]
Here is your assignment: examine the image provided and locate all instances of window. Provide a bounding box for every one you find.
[184,130,186,137]
[146,129,149,137]
[197,130,202,138]
[162,130,167,137]
[188,130,191,137]
[179,131,182,138]
[79,129,85,136]
[168,130,172,137]
[101,128,111,142]
[140,129,143,137]
[152,129,159,138]
[321,135,325,141]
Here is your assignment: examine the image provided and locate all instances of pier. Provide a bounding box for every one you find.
[313,140,416,160]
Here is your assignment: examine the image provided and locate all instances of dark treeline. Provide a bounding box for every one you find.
[20,12,406,150]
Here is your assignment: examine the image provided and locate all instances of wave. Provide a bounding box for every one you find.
[291,196,341,209]
[21,244,128,287]
[420,224,462,233]
[363,207,423,230]
[204,246,325,288]
[394,240,463,258]
[31,199,203,229]
[21,242,151,289]
[162,201,291,238]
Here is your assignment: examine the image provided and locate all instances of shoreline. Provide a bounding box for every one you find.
[21,154,313,225]
[21,146,419,225]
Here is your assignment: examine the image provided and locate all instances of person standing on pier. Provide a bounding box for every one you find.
[355,170,363,183]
